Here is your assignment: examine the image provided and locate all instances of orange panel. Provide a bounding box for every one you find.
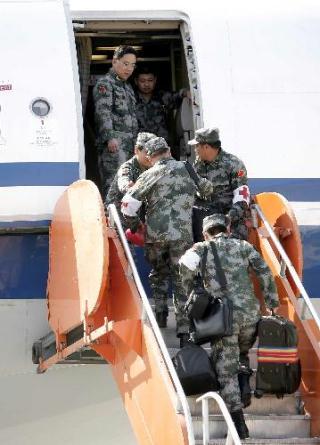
[45,180,188,445]
[47,180,109,334]
[254,192,303,295]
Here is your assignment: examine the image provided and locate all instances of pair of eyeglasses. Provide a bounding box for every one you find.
[119,60,136,69]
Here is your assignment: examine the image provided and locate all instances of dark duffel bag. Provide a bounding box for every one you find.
[172,343,219,396]
[255,315,301,397]
[190,297,233,345]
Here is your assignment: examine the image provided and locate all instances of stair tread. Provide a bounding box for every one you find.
[195,439,320,444]
[192,414,310,420]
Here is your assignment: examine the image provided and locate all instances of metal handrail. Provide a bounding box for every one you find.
[253,203,320,331]
[107,204,195,445]
[196,392,241,445]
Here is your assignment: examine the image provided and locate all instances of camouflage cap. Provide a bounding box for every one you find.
[145,136,169,156]
[135,132,156,149]
[188,127,220,146]
[203,213,228,232]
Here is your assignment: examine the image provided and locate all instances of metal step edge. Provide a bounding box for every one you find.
[192,415,311,440]
[194,439,320,445]
[192,414,310,421]
[187,392,302,416]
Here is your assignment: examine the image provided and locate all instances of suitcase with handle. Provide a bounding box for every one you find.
[255,315,301,397]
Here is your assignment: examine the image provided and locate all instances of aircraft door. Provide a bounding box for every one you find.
[0,0,84,227]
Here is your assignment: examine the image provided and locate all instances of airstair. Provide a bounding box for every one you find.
[33,180,320,445]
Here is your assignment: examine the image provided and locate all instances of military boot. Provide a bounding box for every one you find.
[238,365,253,408]
[156,311,168,328]
[231,409,249,439]
[179,333,190,348]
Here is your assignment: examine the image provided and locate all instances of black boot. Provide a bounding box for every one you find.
[179,333,190,348]
[231,409,249,439]
[238,366,253,408]
[156,311,168,328]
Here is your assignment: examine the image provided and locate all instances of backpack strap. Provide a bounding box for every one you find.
[210,242,227,292]
[183,161,200,187]
[200,245,208,279]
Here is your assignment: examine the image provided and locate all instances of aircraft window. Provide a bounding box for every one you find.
[31,98,51,117]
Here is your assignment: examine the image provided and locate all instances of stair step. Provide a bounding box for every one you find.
[187,392,301,415]
[191,414,311,439]
[195,438,320,445]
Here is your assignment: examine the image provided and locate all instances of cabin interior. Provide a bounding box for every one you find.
[73,19,199,192]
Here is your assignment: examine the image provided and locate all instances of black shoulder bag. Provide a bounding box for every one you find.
[191,242,233,345]
[184,247,211,319]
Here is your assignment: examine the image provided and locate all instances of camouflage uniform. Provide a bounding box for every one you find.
[135,90,184,142]
[121,137,212,334]
[105,156,145,222]
[105,132,155,225]
[193,149,249,240]
[179,221,278,412]
[93,68,138,194]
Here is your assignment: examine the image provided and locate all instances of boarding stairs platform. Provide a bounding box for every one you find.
[32,180,320,445]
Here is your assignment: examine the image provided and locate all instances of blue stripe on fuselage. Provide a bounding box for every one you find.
[0,162,79,186]
[249,178,320,201]
[0,220,50,229]
[1,227,318,300]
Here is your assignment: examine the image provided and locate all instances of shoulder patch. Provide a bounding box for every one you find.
[237,169,245,177]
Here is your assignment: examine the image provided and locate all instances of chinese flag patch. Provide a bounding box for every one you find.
[237,169,245,177]
[98,85,107,94]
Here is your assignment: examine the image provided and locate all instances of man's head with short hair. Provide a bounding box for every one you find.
[112,45,138,81]
[113,45,138,60]
[134,65,157,96]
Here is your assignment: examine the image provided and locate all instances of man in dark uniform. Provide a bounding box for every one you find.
[93,45,139,195]
[134,65,189,144]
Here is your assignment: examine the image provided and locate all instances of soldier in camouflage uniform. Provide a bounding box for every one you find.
[188,127,250,241]
[121,137,213,343]
[105,132,155,225]
[179,213,279,439]
[93,46,139,195]
[134,65,189,143]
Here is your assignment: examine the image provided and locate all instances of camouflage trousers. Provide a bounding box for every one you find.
[145,240,192,335]
[211,310,259,412]
[97,139,134,196]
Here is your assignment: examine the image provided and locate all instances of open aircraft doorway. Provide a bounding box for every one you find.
[73,15,200,192]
